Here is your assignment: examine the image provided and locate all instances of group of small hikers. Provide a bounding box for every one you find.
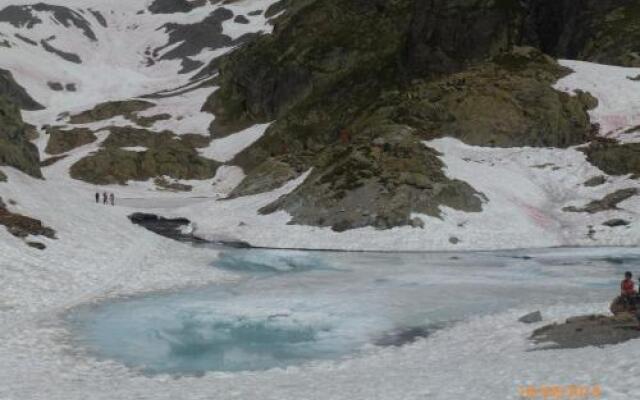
[611,271,640,325]
[95,192,115,206]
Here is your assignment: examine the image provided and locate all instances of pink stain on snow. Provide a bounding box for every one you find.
[511,198,556,229]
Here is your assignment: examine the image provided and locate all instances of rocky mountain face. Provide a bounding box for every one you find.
[0,72,42,179]
[1,0,639,235]
[206,0,640,231]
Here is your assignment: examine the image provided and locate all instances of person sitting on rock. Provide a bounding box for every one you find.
[622,271,636,297]
[621,271,637,309]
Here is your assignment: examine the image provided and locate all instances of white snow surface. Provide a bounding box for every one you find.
[199,123,271,162]
[556,60,640,141]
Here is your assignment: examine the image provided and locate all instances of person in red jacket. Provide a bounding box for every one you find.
[622,271,636,297]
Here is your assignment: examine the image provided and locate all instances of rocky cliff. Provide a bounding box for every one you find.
[206,0,637,231]
[0,72,42,178]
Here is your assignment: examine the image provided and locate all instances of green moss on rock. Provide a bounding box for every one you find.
[45,127,97,155]
[70,127,217,185]
[0,96,42,178]
[583,142,640,178]
[260,129,484,231]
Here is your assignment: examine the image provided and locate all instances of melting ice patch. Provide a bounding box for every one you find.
[68,248,637,376]
[69,288,385,375]
[214,249,332,273]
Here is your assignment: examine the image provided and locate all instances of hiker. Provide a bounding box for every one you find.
[95,192,99,204]
[109,193,115,206]
[622,271,636,297]
[103,192,108,205]
[622,271,637,309]
[610,272,640,315]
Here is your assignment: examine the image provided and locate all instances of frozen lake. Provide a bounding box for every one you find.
[68,247,640,376]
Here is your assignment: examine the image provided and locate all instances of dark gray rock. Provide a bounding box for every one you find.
[27,241,46,250]
[404,0,523,78]
[154,8,234,61]
[178,57,204,74]
[47,82,64,91]
[0,68,43,110]
[13,33,37,46]
[531,314,640,349]
[234,15,250,24]
[603,218,631,227]
[563,188,638,213]
[148,0,197,14]
[89,9,107,27]
[41,38,82,64]
[583,142,640,178]
[583,175,606,187]
[0,4,97,41]
[519,311,543,324]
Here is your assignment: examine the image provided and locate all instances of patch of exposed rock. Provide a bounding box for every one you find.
[563,188,638,213]
[45,127,97,155]
[0,95,42,178]
[67,100,155,124]
[70,127,217,185]
[531,314,640,349]
[583,175,607,187]
[0,68,43,111]
[259,134,484,232]
[603,218,631,228]
[583,142,640,178]
[0,197,56,249]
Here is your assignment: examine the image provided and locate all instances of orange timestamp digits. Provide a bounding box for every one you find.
[518,384,602,399]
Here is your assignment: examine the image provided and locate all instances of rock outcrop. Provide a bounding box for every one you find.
[70,127,217,185]
[45,127,97,155]
[531,314,640,349]
[0,196,56,249]
[0,68,43,110]
[563,188,638,213]
[583,142,640,178]
[0,94,42,178]
[206,0,617,231]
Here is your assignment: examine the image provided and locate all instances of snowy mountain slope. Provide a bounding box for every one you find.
[0,0,637,252]
[0,0,279,127]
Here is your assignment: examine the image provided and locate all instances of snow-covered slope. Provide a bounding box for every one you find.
[0,0,278,130]
[0,0,637,252]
